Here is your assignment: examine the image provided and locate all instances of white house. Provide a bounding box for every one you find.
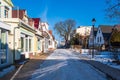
[0,21,12,69]
[0,0,13,69]
[40,22,57,52]
[0,0,13,18]
[89,25,113,50]
[88,27,98,48]
[28,18,44,55]
[40,22,51,52]
[48,30,57,50]
[95,25,113,49]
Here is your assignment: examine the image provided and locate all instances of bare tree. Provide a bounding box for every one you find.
[54,19,76,47]
[105,0,120,22]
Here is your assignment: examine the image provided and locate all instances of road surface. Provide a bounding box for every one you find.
[30,49,107,80]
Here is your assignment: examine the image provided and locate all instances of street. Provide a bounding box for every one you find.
[30,49,107,80]
[1,0,120,80]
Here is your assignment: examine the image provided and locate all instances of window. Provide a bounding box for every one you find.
[100,37,101,42]
[0,29,7,64]
[29,39,31,51]
[1,30,6,49]
[49,40,50,45]
[21,37,24,52]
[99,30,100,33]
[4,6,9,18]
[21,36,32,52]
[25,38,28,52]
[38,39,41,50]
[97,37,99,42]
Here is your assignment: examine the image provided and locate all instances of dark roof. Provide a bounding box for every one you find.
[99,25,113,41]
[99,25,113,33]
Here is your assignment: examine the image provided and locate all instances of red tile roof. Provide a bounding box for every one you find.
[12,10,26,19]
[32,18,40,29]
[49,30,52,35]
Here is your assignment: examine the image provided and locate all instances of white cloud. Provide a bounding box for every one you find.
[40,6,48,22]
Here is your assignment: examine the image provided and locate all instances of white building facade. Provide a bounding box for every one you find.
[0,21,12,68]
[0,0,14,69]
[76,26,92,36]
[95,27,104,46]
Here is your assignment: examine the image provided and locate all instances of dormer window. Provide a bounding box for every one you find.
[4,6,9,18]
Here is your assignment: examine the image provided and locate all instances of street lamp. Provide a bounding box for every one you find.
[92,18,96,58]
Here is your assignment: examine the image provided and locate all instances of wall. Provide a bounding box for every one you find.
[0,0,12,18]
[76,26,92,36]
[95,27,104,46]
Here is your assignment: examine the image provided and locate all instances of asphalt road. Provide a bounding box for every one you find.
[30,49,107,80]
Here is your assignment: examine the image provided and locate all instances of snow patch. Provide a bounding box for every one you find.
[80,51,120,70]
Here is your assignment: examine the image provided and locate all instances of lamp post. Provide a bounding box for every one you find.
[92,18,96,58]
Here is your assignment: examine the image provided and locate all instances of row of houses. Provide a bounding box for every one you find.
[0,0,57,69]
[76,25,120,50]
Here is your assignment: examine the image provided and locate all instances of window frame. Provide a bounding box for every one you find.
[4,6,9,18]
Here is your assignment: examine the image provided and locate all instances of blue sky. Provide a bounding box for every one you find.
[12,0,116,40]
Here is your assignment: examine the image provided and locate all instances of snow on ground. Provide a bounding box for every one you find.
[30,49,107,80]
[79,49,120,70]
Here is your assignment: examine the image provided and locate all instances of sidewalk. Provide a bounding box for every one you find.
[0,52,52,80]
[83,59,120,80]
[68,50,120,80]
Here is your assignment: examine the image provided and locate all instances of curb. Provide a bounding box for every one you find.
[10,60,28,80]
[84,60,120,80]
